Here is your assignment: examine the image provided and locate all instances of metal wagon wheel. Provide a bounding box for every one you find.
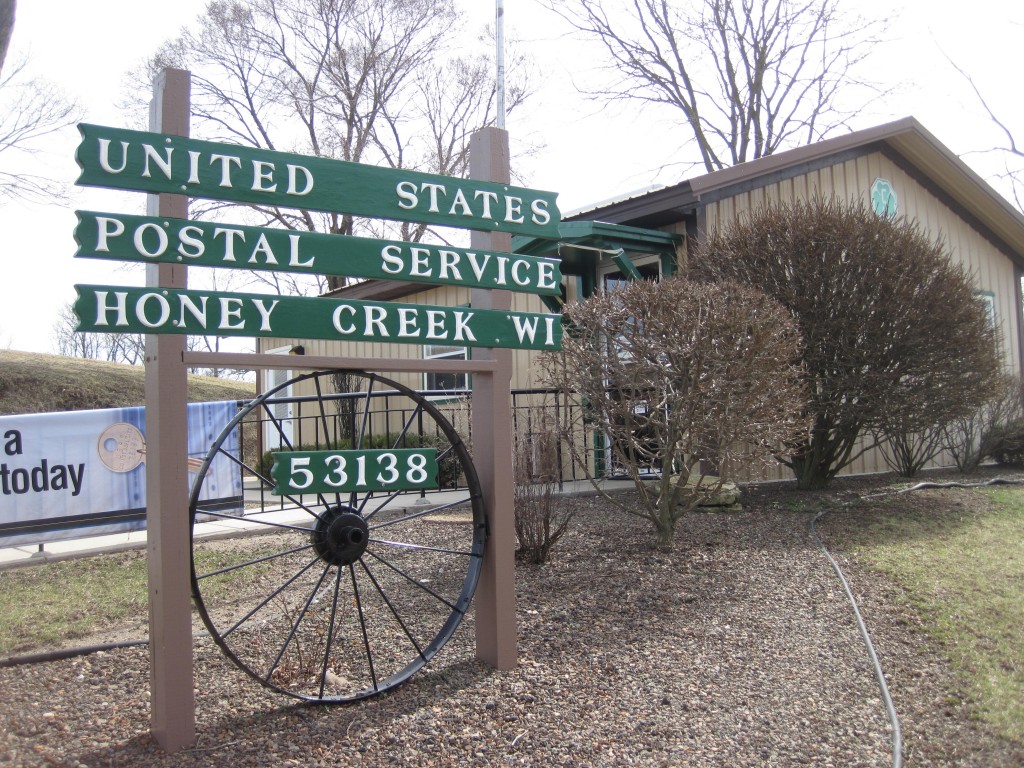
[188,370,486,703]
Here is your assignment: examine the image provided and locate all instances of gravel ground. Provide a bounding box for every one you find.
[2,476,1023,767]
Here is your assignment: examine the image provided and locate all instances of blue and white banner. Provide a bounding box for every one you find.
[0,401,242,547]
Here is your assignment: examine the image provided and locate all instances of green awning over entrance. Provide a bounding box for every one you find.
[513,220,682,311]
[513,220,681,277]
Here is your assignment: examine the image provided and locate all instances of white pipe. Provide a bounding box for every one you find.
[496,0,506,130]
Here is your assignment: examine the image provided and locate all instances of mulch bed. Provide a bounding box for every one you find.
[1,469,1022,767]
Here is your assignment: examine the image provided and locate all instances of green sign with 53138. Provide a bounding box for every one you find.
[270,449,438,495]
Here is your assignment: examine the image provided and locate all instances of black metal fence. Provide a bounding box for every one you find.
[237,387,595,513]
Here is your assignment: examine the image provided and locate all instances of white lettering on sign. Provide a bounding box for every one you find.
[377,244,558,292]
[94,216,125,251]
[275,451,435,494]
[89,215,314,270]
[330,303,477,343]
[95,138,314,196]
[395,180,552,228]
[510,315,559,346]
[97,140,129,173]
[76,285,560,349]
[89,290,282,333]
[79,211,560,295]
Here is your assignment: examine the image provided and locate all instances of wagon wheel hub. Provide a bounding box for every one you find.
[312,507,369,567]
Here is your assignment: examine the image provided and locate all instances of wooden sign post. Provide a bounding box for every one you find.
[469,127,518,669]
[143,67,194,752]
[73,68,561,750]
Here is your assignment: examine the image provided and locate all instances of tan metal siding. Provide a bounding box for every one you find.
[702,150,1022,478]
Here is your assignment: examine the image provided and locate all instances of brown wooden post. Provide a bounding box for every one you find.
[144,67,195,751]
[470,127,517,669]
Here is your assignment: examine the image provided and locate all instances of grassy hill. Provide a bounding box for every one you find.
[0,350,255,415]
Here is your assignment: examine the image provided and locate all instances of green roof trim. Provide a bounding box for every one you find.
[513,220,681,276]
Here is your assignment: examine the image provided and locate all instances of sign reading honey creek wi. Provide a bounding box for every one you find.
[73,285,562,351]
[74,210,561,296]
[270,449,438,496]
[75,124,559,238]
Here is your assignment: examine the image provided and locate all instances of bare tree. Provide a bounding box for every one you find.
[54,303,145,365]
[0,55,79,204]
[137,0,530,291]
[541,0,885,172]
[948,55,1024,211]
[541,276,808,547]
[941,374,1024,474]
[0,0,14,74]
[694,198,1002,489]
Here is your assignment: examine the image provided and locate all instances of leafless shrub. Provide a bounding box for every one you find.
[695,198,1002,488]
[942,374,1024,473]
[513,409,576,565]
[541,276,808,548]
[875,425,948,478]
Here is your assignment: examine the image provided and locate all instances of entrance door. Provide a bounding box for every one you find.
[596,254,663,478]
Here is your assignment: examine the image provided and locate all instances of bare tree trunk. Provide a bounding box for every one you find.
[0,0,14,75]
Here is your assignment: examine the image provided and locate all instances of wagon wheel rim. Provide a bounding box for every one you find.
[188,370,486,703]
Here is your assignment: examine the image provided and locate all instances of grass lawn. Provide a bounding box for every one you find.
[0,545,275,657]
[0,349,254,415]
[0,552,149,656]
[839,484,1024,742]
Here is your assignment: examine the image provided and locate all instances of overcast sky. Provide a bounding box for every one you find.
[0,0,1020,354]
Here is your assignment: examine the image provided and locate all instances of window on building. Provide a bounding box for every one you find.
[423,343,467,394]
[600,254,662,292]
[976,290,996,329]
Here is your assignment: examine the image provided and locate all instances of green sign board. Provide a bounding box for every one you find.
[75,124,560,238]
[73,285,562,351]
[270,449,438,495]
[74,210,562,296]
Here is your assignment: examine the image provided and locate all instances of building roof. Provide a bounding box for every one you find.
[328,117,1024,306]
[573,117,1024,261]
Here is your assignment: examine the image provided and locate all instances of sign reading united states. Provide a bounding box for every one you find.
[75,124,560,238]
